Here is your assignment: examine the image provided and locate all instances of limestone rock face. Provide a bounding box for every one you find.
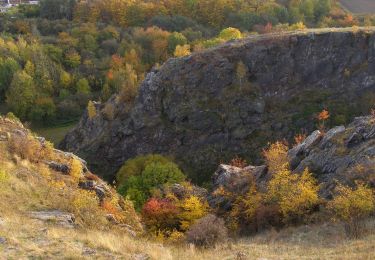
[211,116,375,205]
[291,116,375,198]
[61,28,375,183]
[209,164,269,210]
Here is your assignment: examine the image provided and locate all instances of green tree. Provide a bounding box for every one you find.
[168,32,188,54]
[30,97,56,121]
[6,70,37,119]
[116,154,173,186]
[0,57,20,101]
[117,155,186,210]
[76,78,91,95]
[64,49,81,68]
[40,0,76,20]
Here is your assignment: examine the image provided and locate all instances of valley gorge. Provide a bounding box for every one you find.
[61,28,375,183]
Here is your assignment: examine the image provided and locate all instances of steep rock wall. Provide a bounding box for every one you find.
[61,28,375,183]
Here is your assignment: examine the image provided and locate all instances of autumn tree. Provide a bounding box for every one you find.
[174,44,191,57]
[317,109,330,131]
[328,183,375,238]
[178,196,209,231]
[117,155,186,210]
[76,78,91,95]
[87,100,96,119]
[142,198,180,232]
[263,141,289,173]
[168,32,188,54]
[0,57,20,101]
[266,168,320,222]
[6,70,37,119]
[219,27,242,41]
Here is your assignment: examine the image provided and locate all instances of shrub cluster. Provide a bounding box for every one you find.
[116,155,186,210]
[186,214,228,248]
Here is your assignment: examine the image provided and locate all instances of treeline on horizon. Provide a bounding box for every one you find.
[0,0,369,125]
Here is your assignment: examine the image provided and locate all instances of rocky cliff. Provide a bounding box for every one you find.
[210,115,375,210]
[61,28,375,183]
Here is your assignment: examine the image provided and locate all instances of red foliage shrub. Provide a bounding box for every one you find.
[142,198,180,231]
[229,156,247,169]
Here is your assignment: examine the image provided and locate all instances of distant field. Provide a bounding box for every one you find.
[32,123,76,146]
[339,0,375,14]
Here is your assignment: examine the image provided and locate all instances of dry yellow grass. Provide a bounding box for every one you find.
[0,116,374,259]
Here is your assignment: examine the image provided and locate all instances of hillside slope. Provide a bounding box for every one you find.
[1,111,375,259]
[61,27,375,183]
[0,115,147,258]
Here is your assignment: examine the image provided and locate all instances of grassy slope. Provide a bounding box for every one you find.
[0,134,374,258]
[31,123,76,146]
[2,208,374,259]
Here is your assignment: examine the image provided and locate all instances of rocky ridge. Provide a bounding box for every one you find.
[210,115,375,209]
[61,27,375,183]
[0,116,142,233]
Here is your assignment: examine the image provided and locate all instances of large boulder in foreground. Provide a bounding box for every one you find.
[61,28,375,183]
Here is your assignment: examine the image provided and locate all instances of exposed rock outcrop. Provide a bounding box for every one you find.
[210,115,375,208]
[61,28,375,183]
[29,210,76,228]
[209,164,269,211]
[0,116,143,233]
[291,116,375,198]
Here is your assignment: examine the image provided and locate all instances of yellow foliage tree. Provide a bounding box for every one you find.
[230,182,262,230]
[60,70,72,88]
[328,183,375,237]
[263,141,289,173]
[70,158,83,181]
[178,196,209,231]
[118,63,139,103]
[174,44,191,57]
[87,100,97,119]
[219,27,242,41]
[266,168,320,222]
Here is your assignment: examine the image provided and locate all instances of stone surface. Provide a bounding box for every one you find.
[292,116,375,198]
[29,210,76,228]
[169,183,208,200]
[210,116,375,201]
[209,164,269,210]
[61,28,375,183]
[44,161,70,175]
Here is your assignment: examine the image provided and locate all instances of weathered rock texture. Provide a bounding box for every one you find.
[61,28,375,183]
[210,115,375,209]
